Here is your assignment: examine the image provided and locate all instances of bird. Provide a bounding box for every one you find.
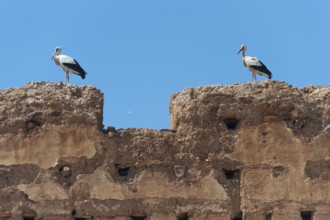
[51,47,87,83]
[237,44,272,82]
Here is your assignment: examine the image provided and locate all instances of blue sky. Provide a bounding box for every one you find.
[1,1,330,129]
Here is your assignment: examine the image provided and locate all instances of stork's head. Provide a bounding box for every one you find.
[237,44,247,55]
[51,47,62,60]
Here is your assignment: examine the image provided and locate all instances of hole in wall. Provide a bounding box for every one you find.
[265,212,272,220]
[223,118,239,130]
[273,166,285,177]
[293,119,305,129]
[300,210,314,220]
[223,169,240,180]
[118,167,130,176]
[23,192,29,200]
[177,213,189,220]
[25,119,41,133]
[231,211,242,220]
[22,207,36,220]
[71,209,77,216]
[174,165,186,178]
[130,216,147,220]
[59,165,72,178]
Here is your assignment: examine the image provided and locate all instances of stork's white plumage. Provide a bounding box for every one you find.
[51,47,87,83]
[237,44,272,82]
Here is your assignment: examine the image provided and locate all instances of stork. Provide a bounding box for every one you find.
[51,47,87,83]
[237,44,272,82]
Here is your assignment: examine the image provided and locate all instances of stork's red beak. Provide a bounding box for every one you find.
[51,50,57,60]
[51,51,56,60]
[237,47,243,55]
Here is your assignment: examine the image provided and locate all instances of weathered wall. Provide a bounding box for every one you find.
[0,81,329,220]
[170,81,330,220]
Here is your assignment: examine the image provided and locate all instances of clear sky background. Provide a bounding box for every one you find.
[1,1,329,129]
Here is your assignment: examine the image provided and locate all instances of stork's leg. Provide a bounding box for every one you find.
[252,72,257,82]
[65,71,69,84]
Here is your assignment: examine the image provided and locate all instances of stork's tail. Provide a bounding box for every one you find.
[79,70,87,79]
[267,72,272,79]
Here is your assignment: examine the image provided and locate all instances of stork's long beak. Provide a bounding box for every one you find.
[51,51,56,60]
[237,47,243,55]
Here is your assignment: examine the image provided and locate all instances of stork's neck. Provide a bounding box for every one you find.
[53,55,61,65]
[241,50,245,57]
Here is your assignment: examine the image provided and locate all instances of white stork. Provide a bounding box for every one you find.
[237,44,272,82]
[51,47,87,83]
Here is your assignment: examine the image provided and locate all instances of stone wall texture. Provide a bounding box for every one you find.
[0,81,330,220]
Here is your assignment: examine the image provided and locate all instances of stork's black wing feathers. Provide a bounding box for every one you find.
[62,59,87,79]
[250,61,272,79]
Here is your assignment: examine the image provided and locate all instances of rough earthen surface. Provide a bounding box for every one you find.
[0,81,330,220]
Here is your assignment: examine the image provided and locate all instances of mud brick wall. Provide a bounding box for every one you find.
[0,81,329,220]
